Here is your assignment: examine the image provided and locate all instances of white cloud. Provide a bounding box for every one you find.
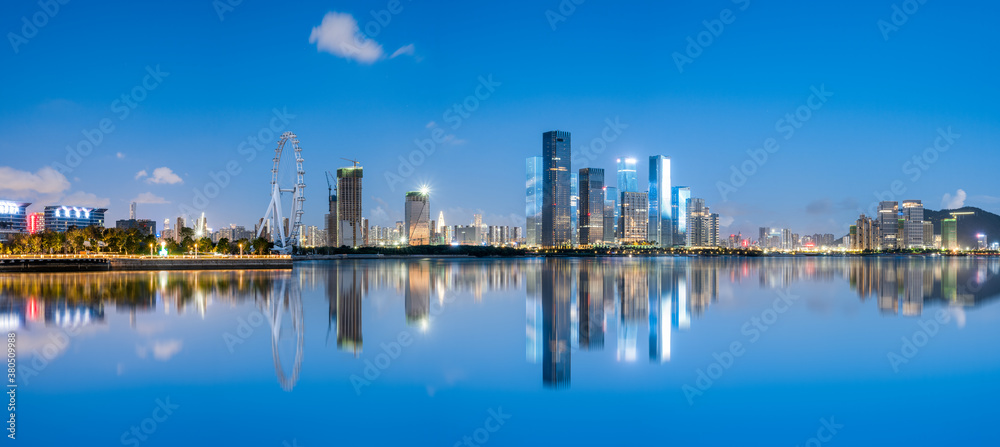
[116,152,125,159]
[0,166,71,195]
[720,216,735,227]
[942,189,967,209]
[134,170,148,180]
[390,43,415,59]
[61,191,111,208]
[309,12,384,64]
[136,339,183,361]
[146,167,183,185]
[131,192,169,204]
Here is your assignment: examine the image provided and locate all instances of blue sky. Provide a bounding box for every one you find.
[1,0,998,237]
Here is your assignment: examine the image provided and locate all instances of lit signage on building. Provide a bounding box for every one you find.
[55,206,92,219]
[0,201,22,215]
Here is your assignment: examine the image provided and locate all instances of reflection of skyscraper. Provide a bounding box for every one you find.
[578,265,604,350]
[526,262,542,363]
[405,262,430,327]
[878,261,899,315]
[542,131,572,248]
[542,260,571,387]
[649,264,672,363]
[526,156,544,247]
[617,265,647,362]
[337,263,363,354]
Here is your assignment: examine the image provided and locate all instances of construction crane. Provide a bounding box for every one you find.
[340,157,360,169]
[325,171,336,201]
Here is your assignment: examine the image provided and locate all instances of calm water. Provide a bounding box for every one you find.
[8,256,1000,446]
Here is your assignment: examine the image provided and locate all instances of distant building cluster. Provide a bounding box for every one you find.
[526,131,722,248]
[0,200,109,242]
[848,200,950,251]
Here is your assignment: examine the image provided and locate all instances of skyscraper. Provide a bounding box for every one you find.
[337,165,364,247]
[542,131,572,247]
[404,190,430,245]
[942,218,958,250]
[648,155,672,246]
[437,211,446,244]
[687,198,718,247]
[526,156,544,247]
[578,168,605,246]
[902,200,924,248]
[326,184,338,248]
[672,186,690,246]
[878,201,899,249]
[616,157,638,194]
[619,191,648,244]
[603,186,618,244]
[571,172,579,247]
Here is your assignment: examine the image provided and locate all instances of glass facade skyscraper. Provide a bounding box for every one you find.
[571,172,579,247]
[578,168,605,246]
[525,156,543,247]
[542,131,572,247]
[672,186,690,247]
[616,158,638,194]
[603,186,618,244]
[648,155,671,246]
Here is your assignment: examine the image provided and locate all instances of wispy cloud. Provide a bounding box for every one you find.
[61,191,111,208]
[143,167,183,185]
[309,12,384,64]
[131,192,169,204]
[390,43,415,59]
[942,189,967,209]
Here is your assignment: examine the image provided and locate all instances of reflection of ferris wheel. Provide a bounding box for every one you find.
[257,131,305,254]
[267,278,304,392]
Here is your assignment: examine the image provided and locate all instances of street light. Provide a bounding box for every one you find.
[195,243,198,258]
[239,243,243,257]
[149,243,153,257]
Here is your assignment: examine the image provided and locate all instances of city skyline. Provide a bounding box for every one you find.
[2,1,999,239]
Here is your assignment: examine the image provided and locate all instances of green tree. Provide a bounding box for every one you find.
[196,237,214,254]
[181,236,195,254]
[216,238,231,254]
[251,237,271,255]
[235,238,250,255]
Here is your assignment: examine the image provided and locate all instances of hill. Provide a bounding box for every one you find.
[925,206,1000,248]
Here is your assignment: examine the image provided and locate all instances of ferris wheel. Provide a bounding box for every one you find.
[257,131,305,254]
[268,277,304,392]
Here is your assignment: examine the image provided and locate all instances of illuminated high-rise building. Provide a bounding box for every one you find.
[878,201,899,249]
[404,190,430,245]
[603,186,618,244]
[542,131,572,247]
[942,218,958,250]
[616,157,638,194]
[902,200,924,248]
[337,165,364,247]
[672,186,690,246]
[0,201,30,241]
[43,205,107,233]
[570,172,579,247]
[619,191,648,243]
[648,155,671,246]
[526,156,544,247]
[578,168,604,246]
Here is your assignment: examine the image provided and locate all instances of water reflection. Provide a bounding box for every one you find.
[3,256,999,391]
